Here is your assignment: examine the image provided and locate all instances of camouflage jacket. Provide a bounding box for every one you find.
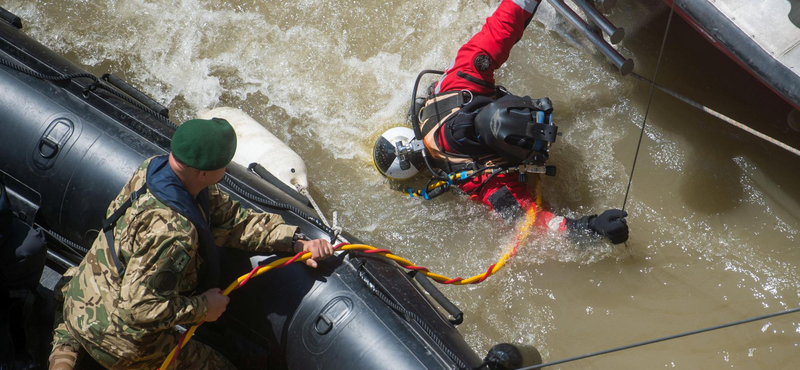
[63,157,298,362]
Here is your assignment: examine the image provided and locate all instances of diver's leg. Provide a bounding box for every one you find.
[460,173,532,216]
[459,173,563,230]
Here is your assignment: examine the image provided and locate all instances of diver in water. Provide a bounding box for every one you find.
[374,0,628,244]
[49,118,334,370]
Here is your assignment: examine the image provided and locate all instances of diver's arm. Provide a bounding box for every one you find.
[458,173,549,221]
[563,210,629,244]
[476,0,540,63]
[436,0,540,94]
[206,184,298,253]
[459,173,629,243]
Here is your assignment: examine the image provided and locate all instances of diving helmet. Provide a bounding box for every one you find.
[474,95,558,166]
[373,127,424,181]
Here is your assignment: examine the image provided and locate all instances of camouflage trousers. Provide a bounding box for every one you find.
[52,321,235,370]
[51,274,235,370]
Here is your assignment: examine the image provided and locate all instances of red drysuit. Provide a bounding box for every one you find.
[432,0,565,231]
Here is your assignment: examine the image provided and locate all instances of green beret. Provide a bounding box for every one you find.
[171,118,237,171]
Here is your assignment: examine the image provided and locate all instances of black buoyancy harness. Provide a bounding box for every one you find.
[473,94,556,165]
[442,96,497,157]
[102,155,220,291]
[419,90,504,173]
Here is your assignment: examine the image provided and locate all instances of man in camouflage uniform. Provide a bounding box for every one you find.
[48,118,334,370]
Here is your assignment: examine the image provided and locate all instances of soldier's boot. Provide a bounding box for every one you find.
[48,345,78,370]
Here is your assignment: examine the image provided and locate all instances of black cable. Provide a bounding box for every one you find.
[424,175,438,192]
[461,165,500,182]
[469,168,503,195]
[621,3,675,212]
[0,56,98,82]
[425,177,444,196]
[514,306,800,370]
[410,70,451,181]
[42,228,89,255]
[410,70,444,139]
[423,151,451,181]
[1,56,337,242]
[0,56,179,130]
[358,268,470,370]
[412,165,501,200]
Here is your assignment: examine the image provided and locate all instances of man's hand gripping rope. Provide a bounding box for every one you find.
[158,208,536,369]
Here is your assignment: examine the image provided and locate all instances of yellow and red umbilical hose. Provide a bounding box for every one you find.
[159,207,536,369]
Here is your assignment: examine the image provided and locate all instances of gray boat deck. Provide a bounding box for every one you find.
[713,0,800,75]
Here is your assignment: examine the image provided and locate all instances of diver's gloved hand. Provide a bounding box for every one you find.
[591,209,629,244]
[565,209,629,244]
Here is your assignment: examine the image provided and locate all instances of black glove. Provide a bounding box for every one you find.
[565,209,629,244]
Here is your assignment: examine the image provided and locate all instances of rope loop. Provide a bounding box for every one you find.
[82,82,98,97]
[159,209,537,369]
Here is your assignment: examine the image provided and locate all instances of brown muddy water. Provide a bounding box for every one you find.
[7,0,800,369]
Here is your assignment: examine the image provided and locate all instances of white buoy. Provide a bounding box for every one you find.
[198,107,309,189]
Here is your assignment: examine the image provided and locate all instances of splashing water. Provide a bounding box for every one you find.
[9,0,800,368]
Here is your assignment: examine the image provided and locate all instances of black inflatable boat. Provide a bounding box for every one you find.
[0,8,509,370]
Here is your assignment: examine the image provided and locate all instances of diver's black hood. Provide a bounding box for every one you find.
[474,94,557,165]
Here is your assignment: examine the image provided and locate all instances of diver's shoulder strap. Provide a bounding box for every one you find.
[101,183,148,277]
[456,71,496,91]
[420,90,472,132]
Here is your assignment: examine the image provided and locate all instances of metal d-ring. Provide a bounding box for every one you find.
[461,90,473,105]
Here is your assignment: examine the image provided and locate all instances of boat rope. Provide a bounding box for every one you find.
[513,306,800,370]
[330,211,347,243]
[295,185,348,243]
[357,269,470,370]
[621,2,676,212]
[1,52,356,245]
[41,228,89,255]
[160,210,537,369]
[221,174,339,241]
[630,72,800,157]
[295,185,331,227]
[0,56,179,130]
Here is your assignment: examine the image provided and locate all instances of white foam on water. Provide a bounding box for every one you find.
[11,0,800,366]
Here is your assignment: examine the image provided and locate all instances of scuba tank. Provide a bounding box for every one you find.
[375,70,558,200]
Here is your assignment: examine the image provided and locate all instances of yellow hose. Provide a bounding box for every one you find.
[159,207,537,369]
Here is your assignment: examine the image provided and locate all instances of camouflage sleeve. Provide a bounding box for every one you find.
[207,184,298,253]
[118,210,208,330]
